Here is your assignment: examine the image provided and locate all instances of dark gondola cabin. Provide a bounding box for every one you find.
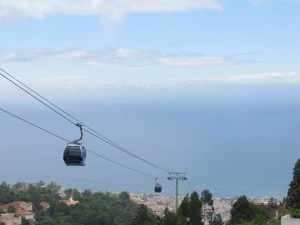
[155,183,162,193]
[63,143,86,166]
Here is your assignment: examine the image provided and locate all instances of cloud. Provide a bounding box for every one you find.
[1,68,299,102]
[166,39,188,48]
[249,0,300,4]
[157,54,228,66]
[3,72,298,93]
[130,72,300,88]
[193,72,300,85]
[0,47,252,68]
[0,0,222,23]
[249,0,269,4]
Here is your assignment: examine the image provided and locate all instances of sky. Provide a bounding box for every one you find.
[0,0,300,198]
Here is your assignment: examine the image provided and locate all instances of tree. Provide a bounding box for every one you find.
[36,180,45,187]
[201,189,213,224]
[287,158,300,217]
[120,191,130,200]
[162,207,177,225]
[131,204,156,225]
[0,182,15,204]
[21,217,30,225]
[7,205,16,213]
[268,197,278,209]
[72,189,82,201]
[190,191,203,225]
[12,182,27,190]
[178,194,191,218]
[212,213,223,225]
[177,191,203,225]
[0,181,139,225]
[230,195,255,224]
[81,189,93,203]
[64,189,73,200]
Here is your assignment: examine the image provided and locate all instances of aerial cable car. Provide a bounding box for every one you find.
[63,123,86,166]
[154,177,162,193]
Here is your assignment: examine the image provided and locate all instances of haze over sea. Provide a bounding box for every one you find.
[1,83,299,198]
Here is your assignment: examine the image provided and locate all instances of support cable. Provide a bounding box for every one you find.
[180,180,189,195]
[0,70,76,126]
[0,68,79,124]
[0,68,171,174]
[0,108,69,142]
[82,128,171,173]
[0,107,156,178]
[86,148,155,178]
[186,179,193,192]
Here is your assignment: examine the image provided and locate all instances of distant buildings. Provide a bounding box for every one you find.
[60,197,79,206]
[0,190,286,225]
[127,193,285,224]
[0,197,79,225]
[0,201,36,225]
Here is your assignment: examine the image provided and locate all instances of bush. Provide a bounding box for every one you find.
[288,206,300,218]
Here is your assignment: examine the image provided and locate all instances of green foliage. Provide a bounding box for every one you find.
[201,189,212,205]
[201,189,213,224]
[120,191,131,207]
[7,205,16,213]
[267,197,278,210]
[231,195,255,224]
[0,182,219,225]
[287,158,300,215]
[120,191,130,201]
[0,181,139,225]
[190,191,202,225]
[243,216,281,225]
[288,206,300,218]
[131,204,157,225]
[72,189,81,201]
[177,194,190,218]
[162,207,177,225]
[21,217,30,225]
[64,189,72,200]
[230,195,272,225]
[212,213,223,225]
[0,182,15,204]
[177,191,203,225]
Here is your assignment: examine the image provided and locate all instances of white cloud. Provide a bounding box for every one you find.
[249,0,300,4]
[157,55,228,66]
[0,0,222,23]
[57,50,88,60]
[128,72,300,88]
[1,68,299,102]
[249,0,269,4]
[193,72,300,85]
[5,72,298,92]
[0,48,244,68]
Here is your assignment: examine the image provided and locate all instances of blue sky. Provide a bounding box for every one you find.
[0,0,299,99]
[0,0,300,197]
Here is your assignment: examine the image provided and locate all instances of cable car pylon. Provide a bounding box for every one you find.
[167,172,187,211]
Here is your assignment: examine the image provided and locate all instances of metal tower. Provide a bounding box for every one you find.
[167,172,187,211]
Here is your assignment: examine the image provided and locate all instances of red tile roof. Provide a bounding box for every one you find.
[0,201,22,210]
[0,216,10,221]
[40,201,50,209]
[268,204,287,220]
[16,209,27,217]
